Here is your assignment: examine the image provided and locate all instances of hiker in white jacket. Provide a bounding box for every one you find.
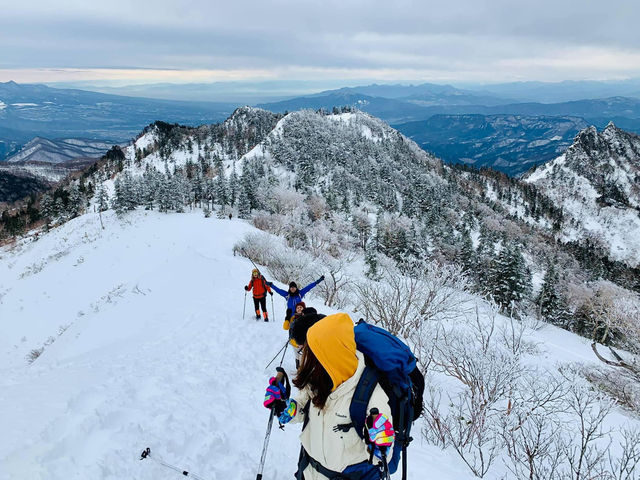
[263,313,395,480]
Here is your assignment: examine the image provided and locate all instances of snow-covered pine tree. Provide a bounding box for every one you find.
[67,185,85,219]
[488,242,532,310]
[39,194,54,228]
[228,166,239,207]
[537,259,570,326]
[459,228,477,276]
[214,167,228,207]
[97,184,109,212]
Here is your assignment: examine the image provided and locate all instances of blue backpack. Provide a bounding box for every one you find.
[350,320,425,479]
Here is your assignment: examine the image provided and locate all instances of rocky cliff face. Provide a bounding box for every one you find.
[525,123,640,266]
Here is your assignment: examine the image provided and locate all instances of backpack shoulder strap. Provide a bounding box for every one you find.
[349,365,379,441]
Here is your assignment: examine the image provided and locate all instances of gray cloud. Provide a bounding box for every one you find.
[1,0,639,82]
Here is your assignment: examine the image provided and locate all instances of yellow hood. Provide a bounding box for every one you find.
[307,313,357,391]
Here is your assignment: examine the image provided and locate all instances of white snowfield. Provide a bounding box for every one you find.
[0,211,474,480]
[0,210,636,479]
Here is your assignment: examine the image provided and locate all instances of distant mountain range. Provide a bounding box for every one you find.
[4,80,640,179]
[259,90,640,127]
[0,81,235,160]
[465,79,640,103]
[0,137,117,203]
[5,137,115,166]
[395,115,589,176]
[258,89,640,174]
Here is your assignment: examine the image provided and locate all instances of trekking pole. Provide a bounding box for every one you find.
[256,367,288,480]
[240,248,261,272]
[264,341,289,371]
[243,291,247,320]
[140,447,211,480]
[380,452,391,480]
[365,408,392,480]
[270,294,275,324]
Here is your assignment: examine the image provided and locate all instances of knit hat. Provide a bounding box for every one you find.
[307,313,358,391]
[289,282,298,289]
[295,301,306,311]
[289,307,325,347]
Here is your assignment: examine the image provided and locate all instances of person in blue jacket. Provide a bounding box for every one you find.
[268,276,324,323]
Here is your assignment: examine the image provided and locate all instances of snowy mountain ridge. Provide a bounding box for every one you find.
[3,107,640,479]
[524,122,640,266]
[5,137,115,165]
[73,106,640,293]
[2,209,638,479]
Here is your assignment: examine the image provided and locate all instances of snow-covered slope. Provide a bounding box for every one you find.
[0,210,475,480]
[6,137,115,165]
[524,123,640,266]
[2,209,638,479]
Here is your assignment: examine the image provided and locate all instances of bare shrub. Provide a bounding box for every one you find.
[306,223,335,257]
[607,427,640,480]
[583,365,640,416]
[559,368,614,480]
[499,308,540,357]
[424,324,523,478]
[267,248,316,287]
[306,194,328,222]
[314,253,354,308]
[268,186,305,215]
[234,232,281,267]
[501,374,568,480]
[27,347,44,364]
[424,381,503,477]
[252,212,290,236]
[569,280,640,352]
[354,260,469,337]
[234,232,317,287]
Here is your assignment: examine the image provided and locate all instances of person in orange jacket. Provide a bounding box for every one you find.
[245,268,273,321]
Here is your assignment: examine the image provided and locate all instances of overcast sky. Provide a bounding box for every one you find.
[1,0,639,86]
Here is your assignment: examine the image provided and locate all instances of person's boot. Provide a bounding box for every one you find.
[255,310,261,320]
[263,312,269,322]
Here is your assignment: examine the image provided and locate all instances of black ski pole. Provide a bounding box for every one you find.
[240,248,261,272]
[140,447,210,480]
[256,367,289,480]
[264,341,289,371]
[380,452,391,480]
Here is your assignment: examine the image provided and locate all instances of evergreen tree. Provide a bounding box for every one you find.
[228,166,239,206]
[40,194,54,227]
[364,240,381,280]
[67,185,84,218]
[488,243,532,310]
[97,184,110,212]
[215,168,228,206]
[459,228,477,276]
[537,259,570,326]
[237,186,251,219]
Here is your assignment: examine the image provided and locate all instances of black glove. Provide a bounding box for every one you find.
[318,275,325,283]
[269,291,273,296]
[244,286,249,291]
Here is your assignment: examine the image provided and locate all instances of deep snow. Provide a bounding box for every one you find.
[1,210,479,480]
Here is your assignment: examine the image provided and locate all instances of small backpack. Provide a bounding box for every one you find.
[349,320,425,480]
